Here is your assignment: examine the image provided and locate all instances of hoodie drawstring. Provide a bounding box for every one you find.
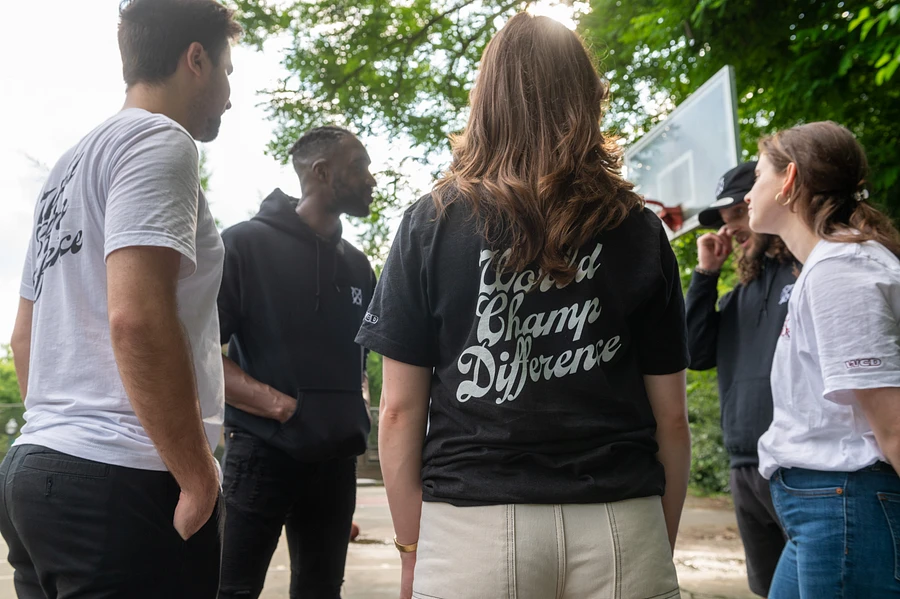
[757,259,776,325]
[314,238,321,312]
[333,250,340,293]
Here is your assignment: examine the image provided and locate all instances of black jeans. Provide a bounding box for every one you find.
[0,444,223,599]
[218,428,357,599]
[731,465,787,597]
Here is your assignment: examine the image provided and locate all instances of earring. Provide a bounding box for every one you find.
[775,192,792,206]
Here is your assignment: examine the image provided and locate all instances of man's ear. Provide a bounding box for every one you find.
[183,42,206,78]
[311,159,331,184]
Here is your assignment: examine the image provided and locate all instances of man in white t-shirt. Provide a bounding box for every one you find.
[0,1,241,597]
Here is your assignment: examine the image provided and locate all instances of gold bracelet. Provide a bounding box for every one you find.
[393,535,418,553]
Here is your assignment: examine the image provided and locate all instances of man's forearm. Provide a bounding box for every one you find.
[11,298,33,399]
[11,341,29,400]
[656,422,692,552]
[222,355,295,423]
[111,313,216,492]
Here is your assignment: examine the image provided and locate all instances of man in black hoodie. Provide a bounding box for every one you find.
[217,126,377,599]
[686,161,795,598]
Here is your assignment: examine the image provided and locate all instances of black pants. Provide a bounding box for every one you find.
[0,444,223,599]
[218,428,357,599]
[731,465,787,597]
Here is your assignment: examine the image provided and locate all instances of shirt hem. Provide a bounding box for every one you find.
[19,283,35,302]
[105,231,197,278]
[823,375,900,402]
[355,330,435,367]
[422,488,664,507]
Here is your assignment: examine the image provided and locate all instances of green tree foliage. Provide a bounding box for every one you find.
[686,369,731,494]
[583,0,900,215]
[0,346,22,405]
[199,147,213,193]
[0,346,26,461]
[232,0,900,216]
[850,2,900,85]
[231,0,523,161]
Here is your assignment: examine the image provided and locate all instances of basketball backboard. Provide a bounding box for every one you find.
[624,65,741,239]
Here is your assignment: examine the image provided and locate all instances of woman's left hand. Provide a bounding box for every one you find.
[399,551,416,599]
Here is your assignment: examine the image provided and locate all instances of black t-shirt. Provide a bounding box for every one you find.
[355,196,689,506]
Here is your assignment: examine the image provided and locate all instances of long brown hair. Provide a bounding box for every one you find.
[737,234,795,286]
[432,12,642,286]
[759,121,900,258]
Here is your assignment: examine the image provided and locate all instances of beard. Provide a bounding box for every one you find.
[741,233,772,260]
[195,115,222,143]
[334,182,372,217]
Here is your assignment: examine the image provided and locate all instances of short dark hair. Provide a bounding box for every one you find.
[289,126,355,166]
[118,0,242,87]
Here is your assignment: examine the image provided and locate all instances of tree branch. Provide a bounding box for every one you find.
[330,0,485,93]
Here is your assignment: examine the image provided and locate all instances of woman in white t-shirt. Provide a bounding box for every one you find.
[745,120,900,598]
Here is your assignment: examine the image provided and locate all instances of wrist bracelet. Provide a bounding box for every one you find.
[695,267,720,277]
[393,535,418,553]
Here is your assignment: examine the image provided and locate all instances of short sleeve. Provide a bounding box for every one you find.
[355,209,437,367]
[217,228,243,344]
[637,225,690,375]
[19,231,35,301]
[805,257,900,404]
[104,124,200,278]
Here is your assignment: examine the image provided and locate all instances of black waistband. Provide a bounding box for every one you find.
[861,461,896,475]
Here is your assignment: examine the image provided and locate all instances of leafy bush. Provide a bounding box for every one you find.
[0,345,22,405]
[687,369,731,494]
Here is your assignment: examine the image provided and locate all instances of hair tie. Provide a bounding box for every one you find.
[853,189,869,203]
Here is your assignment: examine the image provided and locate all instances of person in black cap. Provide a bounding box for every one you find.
[685,161,797,598]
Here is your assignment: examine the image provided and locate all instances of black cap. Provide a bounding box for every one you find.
[698,161,757,228]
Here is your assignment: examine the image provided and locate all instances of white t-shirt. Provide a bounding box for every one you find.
[17,108,225,471]
[758,239,900,479]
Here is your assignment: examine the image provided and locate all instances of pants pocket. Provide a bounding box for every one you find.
[773,468,845,498]
[21,452,109,479]
[878,492,900,582]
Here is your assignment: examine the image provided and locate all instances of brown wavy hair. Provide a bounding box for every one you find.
[759,121,900,258]
[736,234,795,286]
[432,12,642,286]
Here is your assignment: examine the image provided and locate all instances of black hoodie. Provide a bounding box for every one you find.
[218,189,375,461]
[685,258,797,468]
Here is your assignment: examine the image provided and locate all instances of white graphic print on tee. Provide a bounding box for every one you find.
[458,244,623,405]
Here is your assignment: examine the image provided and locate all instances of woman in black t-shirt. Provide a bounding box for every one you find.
[356,12,690,599]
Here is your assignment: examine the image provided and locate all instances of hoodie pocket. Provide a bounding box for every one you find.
[267,390,371,462]
[721,377,774,457]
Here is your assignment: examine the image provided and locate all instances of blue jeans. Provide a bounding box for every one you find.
[769,463,900,598]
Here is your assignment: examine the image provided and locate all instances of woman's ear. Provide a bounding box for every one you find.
[782,162,798,199]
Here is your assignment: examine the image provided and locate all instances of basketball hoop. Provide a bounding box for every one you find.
[644,199,684,232]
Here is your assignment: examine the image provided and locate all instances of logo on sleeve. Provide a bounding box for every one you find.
[778,284,794,305]
[844,358,883,369]
[364,312,379,324]
[351,287,363,306]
